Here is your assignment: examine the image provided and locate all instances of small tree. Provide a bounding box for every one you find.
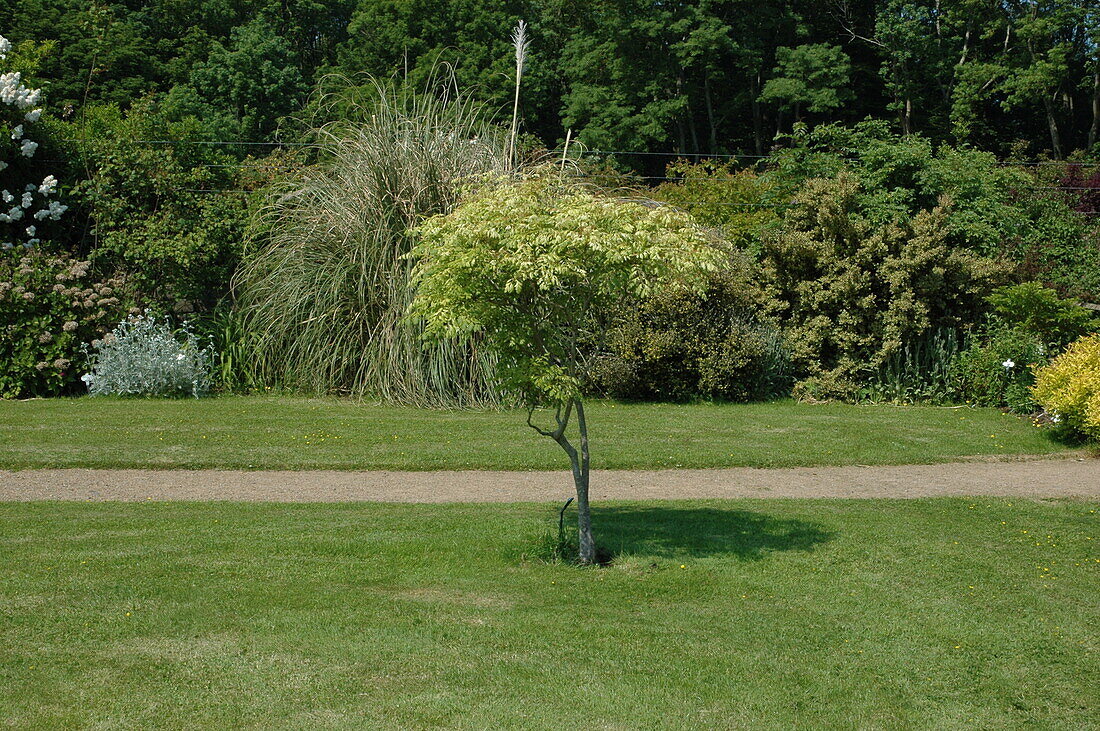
[408,174,719,563]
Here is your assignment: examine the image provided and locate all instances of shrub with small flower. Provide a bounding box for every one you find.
[1032,334,1100,443]
[1,33,67,251]
[0,250,133,397]
[82,311,214,397]
[949,324,1047,412]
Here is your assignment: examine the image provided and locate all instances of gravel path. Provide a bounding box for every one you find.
[1,457,1097,502]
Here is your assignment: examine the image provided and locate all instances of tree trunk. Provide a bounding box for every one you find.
[1090,67,1099,150]
[704,74,718,154]
[530,400,595,564]
[751,72,764,156]
[687,96,701,159]
[573,399,594,563]
[1043,96,1063,159]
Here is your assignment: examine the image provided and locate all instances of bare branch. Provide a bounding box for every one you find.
[526,406,555,438]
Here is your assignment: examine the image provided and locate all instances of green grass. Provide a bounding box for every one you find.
[0,396,1076,470]
[1,499,1097,727]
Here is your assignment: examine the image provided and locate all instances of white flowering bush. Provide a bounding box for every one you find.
[82,311,214,397]
[1,33,66,251]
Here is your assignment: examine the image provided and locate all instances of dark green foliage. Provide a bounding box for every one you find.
[987,282,1100,351]
[857,328,965,405]
[594,269,791,403]
[0,250,134,397]
[759,44,852,123]
[949,324,1047,412]
[63,102,282,312]
[165,17,311,141]
[6,0,1100,157]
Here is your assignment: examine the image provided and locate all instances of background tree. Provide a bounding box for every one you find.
[759,44,852,132]
[408,174,720,563]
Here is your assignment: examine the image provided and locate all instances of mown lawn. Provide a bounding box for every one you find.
[0,396,1077,470]
[1,499,1096,727]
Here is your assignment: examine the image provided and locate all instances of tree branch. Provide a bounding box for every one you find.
[526,406,555,438]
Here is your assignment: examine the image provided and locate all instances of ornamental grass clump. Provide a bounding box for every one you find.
[1032,334,1100,442]
[234,70,509,404]
[82,311,213,397]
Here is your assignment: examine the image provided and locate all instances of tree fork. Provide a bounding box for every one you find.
[527,399,595,564]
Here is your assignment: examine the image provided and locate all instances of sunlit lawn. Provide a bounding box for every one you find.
[0,396,1077,470]
[1,498,1097,727]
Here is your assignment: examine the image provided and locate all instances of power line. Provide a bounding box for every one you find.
[53,137,1100,168]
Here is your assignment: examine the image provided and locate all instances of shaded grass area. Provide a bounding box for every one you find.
[0,396,1075,470]
[1,499,1097,727]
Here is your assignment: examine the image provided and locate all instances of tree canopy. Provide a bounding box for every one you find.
[3,0,1098,159]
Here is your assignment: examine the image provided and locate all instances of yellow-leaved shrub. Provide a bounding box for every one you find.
[1031,335,1100,442]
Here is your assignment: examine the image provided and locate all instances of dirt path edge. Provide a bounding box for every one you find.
[1,458,1098,502]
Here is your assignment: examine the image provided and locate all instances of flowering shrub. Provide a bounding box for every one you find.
[949,324,1047,412]
[1,34,66,250]
[1032,335,1100,442]
[82,311,214,397]
[0,251,132,397]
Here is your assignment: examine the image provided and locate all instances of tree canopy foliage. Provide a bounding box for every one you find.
[3,0,1098,158]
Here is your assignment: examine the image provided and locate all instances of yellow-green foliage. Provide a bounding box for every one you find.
[653,161,778,251]
[409,174,722,406]
[762,173,1004,380]
[1032,334,1100,441]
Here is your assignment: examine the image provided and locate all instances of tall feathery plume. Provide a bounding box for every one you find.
[507,19,530,170]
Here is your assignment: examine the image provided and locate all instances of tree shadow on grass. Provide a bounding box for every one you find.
[592,506,833,561]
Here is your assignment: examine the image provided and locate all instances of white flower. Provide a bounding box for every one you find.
[47,201,67,220]
[21,192,33,208]
[1,190,11,203]
[1052,414,1062,424]
[24,108,41,123]
[7,206,23,221]
[19,139,38,157]
[38,175,57,195]
[0,161,6,172]
[24,225,35,237]
[0,35,11,60]
[11,124,23,140]
[0,71,41,108]
[1002,359,1015,369]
